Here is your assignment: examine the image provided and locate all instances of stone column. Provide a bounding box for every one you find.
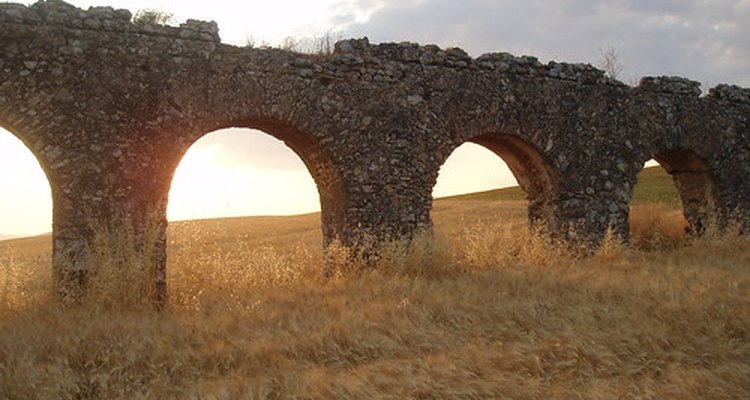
[52,194,168,305]
[48,142,170,305]
[320,137,434,262]
[549,167,633,250]
[712,156,750,235]
[322,174,433,259]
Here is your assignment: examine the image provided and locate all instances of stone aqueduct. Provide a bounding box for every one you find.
[1,1,749,300]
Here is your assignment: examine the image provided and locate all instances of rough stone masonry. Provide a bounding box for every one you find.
[1,0,748,301]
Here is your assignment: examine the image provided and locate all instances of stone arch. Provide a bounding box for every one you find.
[106,115,350,303]
[164,116,347,248]
[646,150,718,235]
[432,132,561,230]
[0,0,746,304]
[469,133,561,226]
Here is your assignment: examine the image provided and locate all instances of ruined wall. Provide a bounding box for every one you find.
[1,0,748,301]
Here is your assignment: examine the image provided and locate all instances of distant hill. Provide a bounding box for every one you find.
[0,166,679,254]
[0,232,51,244]
[630,165,681,207]
[437,165,681,208]
[437,185,526,202]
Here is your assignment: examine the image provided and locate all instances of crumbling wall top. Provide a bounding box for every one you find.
[0,0,220,43]
[332,37,608,84]
[708,84,750,104]
[637,76,702,97]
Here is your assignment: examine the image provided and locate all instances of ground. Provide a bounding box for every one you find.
[0,167,747,399]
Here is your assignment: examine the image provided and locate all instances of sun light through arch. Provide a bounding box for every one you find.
[166,127,321,222]
[0,127,53,238]
[432,142,519,199]
[429,139,535,244]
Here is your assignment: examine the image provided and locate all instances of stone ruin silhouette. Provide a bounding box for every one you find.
[1,1,748,301]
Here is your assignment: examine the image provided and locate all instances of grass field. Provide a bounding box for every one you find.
[0,166,748,399]
[438,164,681,206]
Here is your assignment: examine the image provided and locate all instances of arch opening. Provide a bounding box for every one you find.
[167,128,321,222]
[432,142,520,198]
[629,151,717,249]
[164,122,340,305]
[468,133,559,225]
[430,133,559,256]
[653,151,717,236]
[0,128,53,238]
[0,125,54,308]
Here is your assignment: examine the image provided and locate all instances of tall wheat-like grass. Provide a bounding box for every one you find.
[81,220,165,309]
[0,206,748,399]
[455,219,574,271]
[323,229,455,279]
[629,203,688,250]
[0,251,52,313]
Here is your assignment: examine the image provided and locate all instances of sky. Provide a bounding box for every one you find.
[1,0,748,236]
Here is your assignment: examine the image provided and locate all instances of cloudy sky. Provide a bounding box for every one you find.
[58,0,750,87]
[1,0,748,236]
[342,0,750,88]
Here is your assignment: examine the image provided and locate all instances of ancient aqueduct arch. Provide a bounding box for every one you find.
[1,1,748,302]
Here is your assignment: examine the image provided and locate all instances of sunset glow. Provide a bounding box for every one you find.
[1,0,747,237]
[59,0,376,47]
[0,125,518,236]
[166,130,516,222]
[432,143,517,198]
[166,129,321,222]
[0,129,52,237]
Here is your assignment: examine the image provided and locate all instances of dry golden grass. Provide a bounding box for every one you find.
[629,203,688,251]
[1,199,748,399]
